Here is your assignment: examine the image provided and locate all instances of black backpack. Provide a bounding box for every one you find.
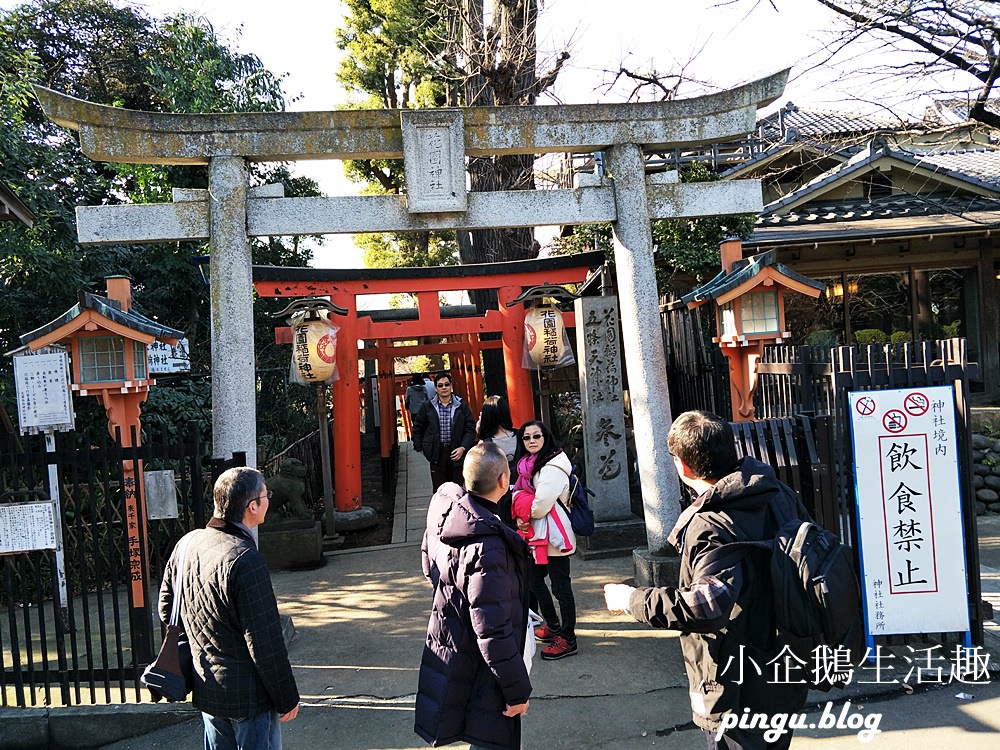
[553,464,596,536]
[703,510,865,689]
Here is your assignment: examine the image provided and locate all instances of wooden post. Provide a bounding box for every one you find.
[331,294,362,512]
[376,341,394,460]
[316,383,336,538]
[499,286,534,427]
[468,333,484,412]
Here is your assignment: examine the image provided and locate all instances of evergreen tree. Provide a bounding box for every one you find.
[0,0,317,449]
[336,0,568,394]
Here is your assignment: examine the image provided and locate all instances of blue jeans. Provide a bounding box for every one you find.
[203,711,281,750]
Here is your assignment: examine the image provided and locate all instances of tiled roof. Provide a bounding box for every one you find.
[924,99,1000,127]
[680,250,825,305]
[757,104,912,142]
[916,150,1000,186]
[758,194,1000,227]
[719,137,851,179]
[19,291,184,346]
[762,140,893,212]
[732,103,1000,249]
[761,141,1000,214]
[748,208,1000,248]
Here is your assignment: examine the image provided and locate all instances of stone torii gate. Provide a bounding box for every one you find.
[35,70,786,557]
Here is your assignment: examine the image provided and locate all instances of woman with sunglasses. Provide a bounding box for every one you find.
[512,420,578,660]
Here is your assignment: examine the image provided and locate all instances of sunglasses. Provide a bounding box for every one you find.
[522,433,544,442]
[435,382,452,388]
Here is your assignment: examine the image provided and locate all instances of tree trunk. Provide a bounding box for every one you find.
[457,0,542,395]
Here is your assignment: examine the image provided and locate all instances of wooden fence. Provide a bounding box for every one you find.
[660,302,730,418]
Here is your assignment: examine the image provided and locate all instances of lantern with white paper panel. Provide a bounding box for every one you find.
[524,305,574,369]
[290,310,340,385]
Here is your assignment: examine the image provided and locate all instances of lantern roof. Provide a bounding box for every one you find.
[680,249,825,309]
[18,290,184,349]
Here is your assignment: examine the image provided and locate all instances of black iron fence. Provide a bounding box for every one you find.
[660,302,730,418]
[0,423,220,707]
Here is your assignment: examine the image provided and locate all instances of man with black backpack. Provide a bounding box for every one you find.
[604,410,812,749]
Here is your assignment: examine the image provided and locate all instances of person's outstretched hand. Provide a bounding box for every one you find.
[604,583,636,613]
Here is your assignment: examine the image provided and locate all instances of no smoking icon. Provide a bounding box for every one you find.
[883,410,907,433]
[855,396,876,416]
[904,392,929,416]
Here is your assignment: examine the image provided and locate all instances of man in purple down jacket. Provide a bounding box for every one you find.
[415,441,531,750]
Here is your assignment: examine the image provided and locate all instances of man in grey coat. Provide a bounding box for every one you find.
[159,467,300,750]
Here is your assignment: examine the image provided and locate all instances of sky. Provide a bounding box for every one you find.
[130,0,848,269]
[8,0,972,270]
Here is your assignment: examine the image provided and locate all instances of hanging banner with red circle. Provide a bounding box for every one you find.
[289,311,340,385]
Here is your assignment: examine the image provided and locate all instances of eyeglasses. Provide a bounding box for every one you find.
[435,382,452,388]
[522,433,544,442]
[248,489,272,508]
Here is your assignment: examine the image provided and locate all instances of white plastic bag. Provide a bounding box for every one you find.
[524,609,543,673]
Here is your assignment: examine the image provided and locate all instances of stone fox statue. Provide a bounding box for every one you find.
[265,458,313,522]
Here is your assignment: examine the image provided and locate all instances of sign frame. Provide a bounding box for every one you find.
[13,350,75,434]
[849,385,971,644]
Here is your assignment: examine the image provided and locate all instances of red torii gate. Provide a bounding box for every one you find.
[254,252,602,512]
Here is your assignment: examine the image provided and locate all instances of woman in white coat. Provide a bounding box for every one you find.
[512,419,578,660]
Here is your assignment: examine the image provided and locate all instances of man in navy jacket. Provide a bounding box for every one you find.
[412,372,477,491]
[159,467,299,750]
[415,441,531,750]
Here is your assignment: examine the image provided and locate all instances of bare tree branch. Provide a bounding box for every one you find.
[798,1,1000,126]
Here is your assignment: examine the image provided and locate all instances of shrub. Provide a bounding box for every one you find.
[806,329,839,347]
[890,330,912,344]
[853,328,887,345]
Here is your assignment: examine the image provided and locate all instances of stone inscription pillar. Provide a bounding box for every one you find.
[606,143,684,557]
[209,156,257,466]
[575,295,631,520]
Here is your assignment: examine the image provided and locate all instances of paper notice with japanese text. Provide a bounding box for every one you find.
[849,386,969,635]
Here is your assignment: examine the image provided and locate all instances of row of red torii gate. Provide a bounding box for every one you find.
[257,251,602,512]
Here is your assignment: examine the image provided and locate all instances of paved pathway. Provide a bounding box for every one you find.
[86,443,1000,749]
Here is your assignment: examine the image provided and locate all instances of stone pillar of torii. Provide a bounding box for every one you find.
[34,70,787,567]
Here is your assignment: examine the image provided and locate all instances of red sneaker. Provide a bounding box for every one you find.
[534,624,558,643]
[541,635,578,660]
